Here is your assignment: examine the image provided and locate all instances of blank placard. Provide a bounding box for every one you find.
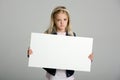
[28,32,93,72]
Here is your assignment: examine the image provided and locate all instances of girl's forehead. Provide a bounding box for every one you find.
[55,13,68,19]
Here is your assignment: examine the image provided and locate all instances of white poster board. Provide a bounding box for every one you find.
[28,32,93,72]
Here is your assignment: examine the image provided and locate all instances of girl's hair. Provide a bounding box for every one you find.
[44,6,74,36]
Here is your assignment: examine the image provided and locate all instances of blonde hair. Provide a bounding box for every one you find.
[45,6,74,36]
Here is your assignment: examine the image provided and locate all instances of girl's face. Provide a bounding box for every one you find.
[54,12,68,32]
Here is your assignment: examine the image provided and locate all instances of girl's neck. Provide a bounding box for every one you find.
[57,29,66,33]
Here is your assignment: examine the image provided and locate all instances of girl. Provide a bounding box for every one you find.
[27,6,94,80]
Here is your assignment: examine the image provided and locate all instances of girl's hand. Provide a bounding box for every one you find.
[88,53,94,62]
[27,48,33,57]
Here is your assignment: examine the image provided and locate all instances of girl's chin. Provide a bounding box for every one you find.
[59,27,66,29]
[59,28,66,31]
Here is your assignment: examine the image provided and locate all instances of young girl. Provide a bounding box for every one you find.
[27,6,93,80]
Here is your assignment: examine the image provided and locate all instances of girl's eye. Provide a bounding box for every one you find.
[64,19,67,21]
[57,19,61,21]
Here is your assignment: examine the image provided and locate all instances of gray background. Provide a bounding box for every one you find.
[0,0,120,80]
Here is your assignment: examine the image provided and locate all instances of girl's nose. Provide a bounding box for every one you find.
[61,20,63,24]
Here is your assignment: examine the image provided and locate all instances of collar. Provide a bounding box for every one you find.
[51,31,70,36]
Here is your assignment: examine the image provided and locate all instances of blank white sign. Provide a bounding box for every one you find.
[28,32,93,72]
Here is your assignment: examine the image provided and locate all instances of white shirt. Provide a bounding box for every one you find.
[46,69,74,80]
[46,32,74,80]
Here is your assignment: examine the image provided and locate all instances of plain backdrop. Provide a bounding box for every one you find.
[0,0,120,80]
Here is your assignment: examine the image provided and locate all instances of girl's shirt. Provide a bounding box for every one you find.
[46,32,74,80]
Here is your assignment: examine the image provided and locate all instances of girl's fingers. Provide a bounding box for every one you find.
[88,53,94,61]
[27,49,33,55]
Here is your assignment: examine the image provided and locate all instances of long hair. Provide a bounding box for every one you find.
[44,6,74,36]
